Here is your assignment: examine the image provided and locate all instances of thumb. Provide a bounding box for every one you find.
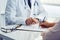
[32,18,39,23]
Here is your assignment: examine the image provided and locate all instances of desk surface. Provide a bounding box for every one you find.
[0,30,42,40]
[0,25,48,40]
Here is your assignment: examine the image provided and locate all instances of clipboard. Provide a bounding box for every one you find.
[1,24,48,33]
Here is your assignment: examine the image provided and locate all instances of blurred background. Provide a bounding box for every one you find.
[0,0,60,40]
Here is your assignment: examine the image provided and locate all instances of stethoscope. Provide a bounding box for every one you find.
[24,0,31,9]
[24,0,27,9]
[24,0,40,16]
[24,0,39,9]
[33,0,40,16]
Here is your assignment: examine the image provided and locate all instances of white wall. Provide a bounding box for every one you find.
[41,0,60,5]
[43,5,60,17]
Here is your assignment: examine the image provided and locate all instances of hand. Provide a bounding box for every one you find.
[25,17,39,25]
[39,21,55,28]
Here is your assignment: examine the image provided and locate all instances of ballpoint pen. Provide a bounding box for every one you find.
[15,24,22,29]
[40,16,48,28]
[42,16,46,22]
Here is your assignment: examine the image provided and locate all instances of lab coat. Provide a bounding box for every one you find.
[5,0,47,40]
[5,0,47,25]
[43,21,60,40]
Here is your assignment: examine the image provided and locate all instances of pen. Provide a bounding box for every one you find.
[42,16,46,22]
[41,16,48,28]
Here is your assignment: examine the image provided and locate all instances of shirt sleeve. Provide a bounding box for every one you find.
[30,0,47,21]
[5,0,26,25]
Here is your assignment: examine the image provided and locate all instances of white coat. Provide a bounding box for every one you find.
[5,0,47,25]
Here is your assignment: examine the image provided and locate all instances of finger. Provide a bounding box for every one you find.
[32,18,39,23]
[27,18,34,25]
[39,23,44,26]
[27,20,31,25]
[26,19,33,25]
[25,18,31,25]
[32,22,36,24]
[26,20,30,25]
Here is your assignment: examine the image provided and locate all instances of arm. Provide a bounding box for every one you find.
[41,21,60,40]
[40,21,56,28]
[5,0,26,25]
